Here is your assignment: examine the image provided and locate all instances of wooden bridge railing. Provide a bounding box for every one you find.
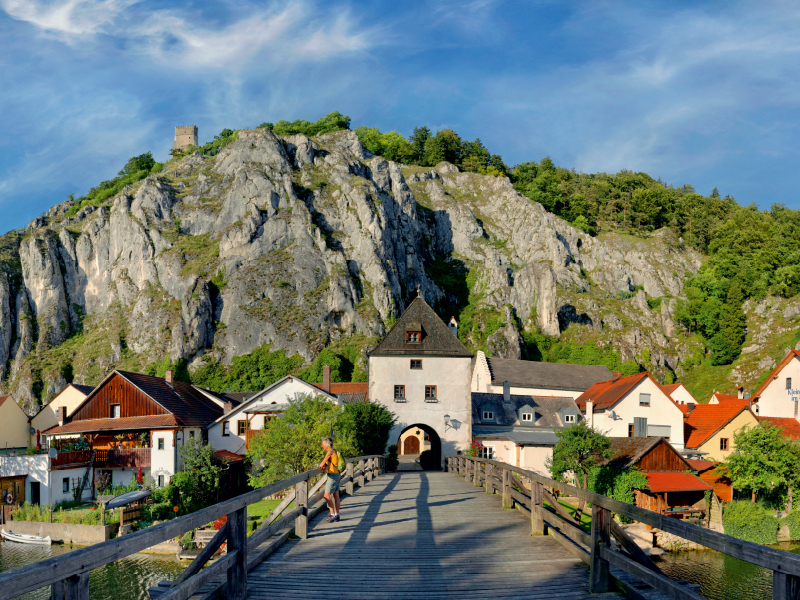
[0,454,385,600]
[447,455,800,600]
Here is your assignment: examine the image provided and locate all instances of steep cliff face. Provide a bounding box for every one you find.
[0,128,708,412]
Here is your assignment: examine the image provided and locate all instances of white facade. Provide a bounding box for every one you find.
[668,384,697,406]
[369,355,473,463]
[755,354,800,420]
[479,439,552,477]
[587,377,686,449]
[207,377,338,455]
[0,456,94,505]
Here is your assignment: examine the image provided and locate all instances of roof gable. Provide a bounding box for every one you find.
[684,405,756,449]
[485,357,611,392]
[369,297,472,357]
[603,437,693,471]
[472,393,580,428]
[752,351,800,399]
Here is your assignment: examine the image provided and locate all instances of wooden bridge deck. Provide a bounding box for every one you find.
[247,471,610,599]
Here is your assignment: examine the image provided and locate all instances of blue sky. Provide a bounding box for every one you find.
[2,0,800,234]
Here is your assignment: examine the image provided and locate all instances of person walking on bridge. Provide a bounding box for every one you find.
[320,437,343,522]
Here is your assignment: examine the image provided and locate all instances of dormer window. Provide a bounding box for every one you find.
[407,332,421,343]
[565,414,576,424]
[482,410,494,421]
[521,413,533,422]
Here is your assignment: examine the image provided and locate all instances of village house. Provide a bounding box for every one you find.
[576,372,686,449]
[661,383,698,407]
[757,416,800,439]
[708,388,755,409]
[206,373,348,456]
[42,369,222,490]
[471,351,611,399]
[749,350,800,420]
[0,395,30,451]
[683,404,759,461]
[472,383,582,476]
[368,296,473,468]
[604,437,712,516]
[29,383,95,447]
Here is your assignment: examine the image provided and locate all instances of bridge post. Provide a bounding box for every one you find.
[473,460,482,487]
[531,482,545,535]
[226,506,247,600]
[295,480,308,540]
[773,572,800,599]
[51,572,89,600]
[465,459,471,484]
[359,460,365,488]
[346,462,354,495]
[367,458,373,482]
[589,504,612,593]
[502,468,512,508]
[485,462,493,494]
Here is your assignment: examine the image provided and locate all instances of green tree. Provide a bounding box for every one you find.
[337,402,396,456]
[247,395,355,486]
[177,437,225,511]
[118,152,156,177]
[718,422,800,503]
[409,126,431,164]
[423,129,462,166]
[547,421,612,519]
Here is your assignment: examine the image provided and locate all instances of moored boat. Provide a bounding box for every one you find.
[0,529,52,546]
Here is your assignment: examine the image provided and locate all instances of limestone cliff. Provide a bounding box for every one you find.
[0,128,713,412]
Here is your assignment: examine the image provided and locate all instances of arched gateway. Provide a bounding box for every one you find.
[368,296,473,469]
[398,423,442,470]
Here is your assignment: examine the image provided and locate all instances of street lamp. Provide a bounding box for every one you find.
[444,414,452,431]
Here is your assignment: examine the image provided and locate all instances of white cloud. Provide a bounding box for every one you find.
[0,0,138,36]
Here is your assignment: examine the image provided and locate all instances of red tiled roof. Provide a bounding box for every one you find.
[758,417,800,440]
[45,414,178,434]
[214,450,245,463]
[311,382,368,394]
[686,459,717,472]
[684,404,755,449]
[752,350,800,400]
[661,383,681,395]
[677,404,691,415]
[645,472,712,493]
[576,372,649,411]
[712,392,752,406]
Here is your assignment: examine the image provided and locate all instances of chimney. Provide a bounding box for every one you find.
[323,365,331,393]
[737,386,744,399]
[224,401,233,414]
[503,381,511,404]
[448,317,458,337]
[687,403,697,415]
[58,406,67,426]
[612,371,622,383]
[165,370,173,387]
[586,400,594,428]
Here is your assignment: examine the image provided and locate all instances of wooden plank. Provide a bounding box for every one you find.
[610,519,665,576]
[541,511,591,547]
[600,545,706,600]
[531,481,545,535]
[502,468,511,509]
[173,523,227,586]
[510,488,529,507]
[545,522,590,566]
[226,507,247,600]
[157,551,238,600]
[590,504,611,593]
[247,507,303,551]
[774,571,800,600]
[295,480,308,540]
[51,572,89,600]
[346,462,354,495]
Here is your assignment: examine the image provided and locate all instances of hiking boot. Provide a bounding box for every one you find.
[334,515,340,522]
[326,514,336,523]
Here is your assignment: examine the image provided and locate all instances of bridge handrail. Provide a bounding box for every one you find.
[0,454,385,600]
[448,455,800,598]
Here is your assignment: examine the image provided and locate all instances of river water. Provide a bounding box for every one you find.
[0,540,184,600]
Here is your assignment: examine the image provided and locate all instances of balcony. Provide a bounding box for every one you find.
[245,429,264,451]
[49,448,151,470]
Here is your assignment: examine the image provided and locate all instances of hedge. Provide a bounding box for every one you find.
[723,500,780,544]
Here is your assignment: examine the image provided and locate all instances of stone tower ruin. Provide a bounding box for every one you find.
[173,125,198,150]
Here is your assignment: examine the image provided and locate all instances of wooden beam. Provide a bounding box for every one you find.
[502,468,512,509]
[51,572,89,600]
[610,519,664,576]
[531,482,545,535]
[226,507,247,600]
[173,523,227,586]
[590,504,612,594]
[774,572,800,600]
[295,480,308,540]
[600,545,705,600]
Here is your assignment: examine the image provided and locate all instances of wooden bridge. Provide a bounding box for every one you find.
[3,454,800,600]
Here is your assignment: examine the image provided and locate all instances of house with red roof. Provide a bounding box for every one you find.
[749,350,800,421]
[576,372,686,449]
[683,404,759,461]
[757,416,800,440]
[661,383,698,407]
[708,389,755,407]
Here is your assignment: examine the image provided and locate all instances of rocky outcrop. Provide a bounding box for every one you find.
[0,128,708,409]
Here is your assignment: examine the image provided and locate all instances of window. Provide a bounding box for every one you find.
[62,478,69,493]
[189,430,195,439]
[521,412,533,422]
[410,360,422,370]
[639,393,651,407]
[425,386,437,401]
[394,385,406,400]
[238,420,250,435]
[479,446,495,459]
[110,404,121,418]
[628,424,634,437]
[222,421,230,436]
[406,332,421,343]
[482,410,494,421]
[565,414,576,423]
[158,438,165,450]
[720,438,729,451]
[157,475,164,487]
[788,377,793,390]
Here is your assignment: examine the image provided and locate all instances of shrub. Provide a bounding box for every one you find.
[588,466,649,524]
[385,445,399,472]
[723,500,780,544]
[419,449,436,471]
[782,510,800,541]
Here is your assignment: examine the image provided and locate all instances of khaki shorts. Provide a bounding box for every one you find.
[325,473,341,494]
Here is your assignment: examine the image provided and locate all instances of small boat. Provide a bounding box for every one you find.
[1,529,52,546]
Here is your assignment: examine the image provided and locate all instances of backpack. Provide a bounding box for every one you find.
[334,450,346,474]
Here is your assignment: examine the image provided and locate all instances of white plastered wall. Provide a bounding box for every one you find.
[590,377,685,449]
[151,430,175,485]
[670,385,697,406]
[756,356,800,420]
[371,355,472,464]
[50,466,93,504]
[0,455,50,504]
